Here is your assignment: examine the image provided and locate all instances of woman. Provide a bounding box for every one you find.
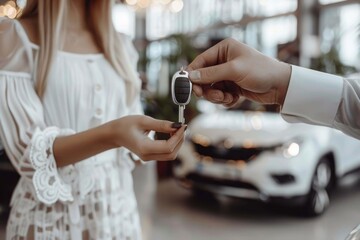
[0,0,186,239]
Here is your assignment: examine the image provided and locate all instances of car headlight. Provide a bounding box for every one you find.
[190,133,211,147]
[281,138,303,158]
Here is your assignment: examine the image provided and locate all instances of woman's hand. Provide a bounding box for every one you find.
[187,38,292,107]
[108,115,186,161]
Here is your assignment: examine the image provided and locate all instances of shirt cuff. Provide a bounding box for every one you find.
[281,65,344,126]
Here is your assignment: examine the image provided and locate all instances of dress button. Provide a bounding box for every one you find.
[95,84,102,91]
[96,108,102,116]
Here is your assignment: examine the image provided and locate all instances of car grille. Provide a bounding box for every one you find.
[192,142,276,163]
[186,173,259,191]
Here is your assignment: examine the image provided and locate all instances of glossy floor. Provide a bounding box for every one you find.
[1,163,360,240]
[134,163,360,240]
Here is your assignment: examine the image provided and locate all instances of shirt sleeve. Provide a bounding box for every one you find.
[281,65,360,139]
[332,78,360,139]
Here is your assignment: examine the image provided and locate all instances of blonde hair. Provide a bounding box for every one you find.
[20,0,140,105]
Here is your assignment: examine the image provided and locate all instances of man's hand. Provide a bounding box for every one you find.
[188,38,292,107]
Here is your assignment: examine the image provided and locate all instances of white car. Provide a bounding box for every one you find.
[174,100,360,216]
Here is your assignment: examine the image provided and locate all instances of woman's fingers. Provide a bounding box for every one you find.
[141,116,180,133]
[139,125,186,155]
[142,132,185,161]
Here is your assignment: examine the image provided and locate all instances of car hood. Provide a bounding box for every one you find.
[189,111,323,147]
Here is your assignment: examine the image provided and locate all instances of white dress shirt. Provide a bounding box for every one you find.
[281,65,360,140]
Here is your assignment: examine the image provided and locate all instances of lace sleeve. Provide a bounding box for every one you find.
[0,72,95,204]
[30,127,75,203]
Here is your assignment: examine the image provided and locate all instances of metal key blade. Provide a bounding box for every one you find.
[179,105,185,124]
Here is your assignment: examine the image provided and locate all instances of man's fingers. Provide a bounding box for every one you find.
[188,62,234,85]
[223,92,234,104]
[201,88,238,105]
[204,89,225,103]
[192,84,203,97]
[223,94,240,108]
[187,42,222,71]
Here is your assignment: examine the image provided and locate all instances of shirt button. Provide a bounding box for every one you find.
[95,84,102,91]
[87,59,94,63]
[96,108,102,116]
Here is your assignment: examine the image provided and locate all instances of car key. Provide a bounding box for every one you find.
[171,67,192,124]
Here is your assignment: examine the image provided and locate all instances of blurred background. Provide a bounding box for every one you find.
[1,0,360,239]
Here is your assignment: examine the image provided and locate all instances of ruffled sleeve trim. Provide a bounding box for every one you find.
[30,127,75,204]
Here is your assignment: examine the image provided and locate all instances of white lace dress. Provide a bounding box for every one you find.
[0,18,143,240]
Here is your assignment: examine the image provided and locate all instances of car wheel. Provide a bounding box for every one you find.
[302,157,333,217]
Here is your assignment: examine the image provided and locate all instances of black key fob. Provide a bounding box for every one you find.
[171,68,192,106]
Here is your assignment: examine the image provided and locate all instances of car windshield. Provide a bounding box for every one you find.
[228,99,280,113]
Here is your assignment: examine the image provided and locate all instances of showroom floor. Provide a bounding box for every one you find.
[1,163,360,240]
[134,163,360,240]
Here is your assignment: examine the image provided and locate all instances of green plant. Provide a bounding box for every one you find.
[311,46,357,75]
[165,34,199,69]
[311,22,359,75]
